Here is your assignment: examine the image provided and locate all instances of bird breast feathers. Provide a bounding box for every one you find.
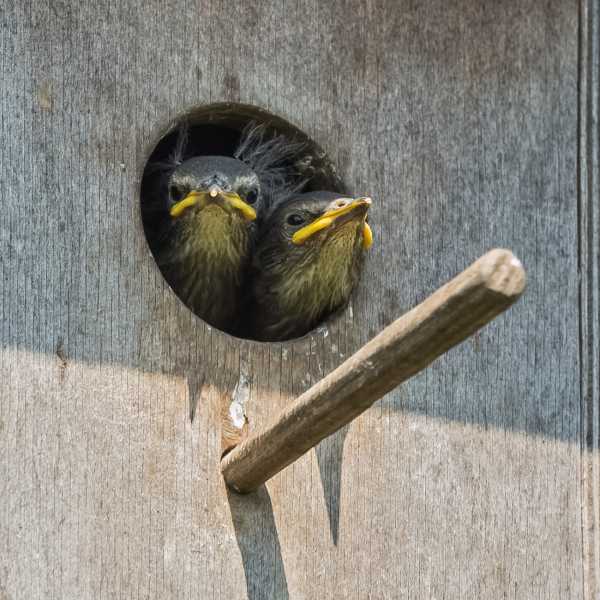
[180,205,249,265]
[277,223,360,318]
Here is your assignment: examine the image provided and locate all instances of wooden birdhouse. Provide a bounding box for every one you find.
[1,2,598,599]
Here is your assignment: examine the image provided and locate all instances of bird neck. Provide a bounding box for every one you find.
[180,206,251,267]
[260,222,363,338]
[165,207,253,326]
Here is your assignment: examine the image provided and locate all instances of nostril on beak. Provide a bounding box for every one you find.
[335,199,347,208]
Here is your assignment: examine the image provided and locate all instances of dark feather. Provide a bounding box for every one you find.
[234,122,308,214]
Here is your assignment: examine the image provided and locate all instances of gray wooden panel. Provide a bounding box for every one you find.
[0,1,595,599]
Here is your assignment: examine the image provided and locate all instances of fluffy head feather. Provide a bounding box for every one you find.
[233,123,308,213]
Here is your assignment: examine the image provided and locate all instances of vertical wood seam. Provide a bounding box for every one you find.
[579,0,600,597]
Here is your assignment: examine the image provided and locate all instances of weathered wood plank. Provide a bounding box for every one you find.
[0,1,591,599]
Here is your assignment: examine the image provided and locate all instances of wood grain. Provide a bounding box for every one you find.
[222,249,526,492]
[0,1,592,599]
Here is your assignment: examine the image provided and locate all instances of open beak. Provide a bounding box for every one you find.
[169,185,257,221]
[292,197,373,250]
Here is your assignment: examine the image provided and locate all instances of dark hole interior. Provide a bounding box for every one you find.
[140,103,347,341]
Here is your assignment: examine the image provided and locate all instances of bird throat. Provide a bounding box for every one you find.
[169,204,251,326]
[190,205,240,257]
[277,221,363,326]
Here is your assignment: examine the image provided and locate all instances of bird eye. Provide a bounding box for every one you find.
[245,189,258,205]
[286,214,305,226]
[170,185,186,203]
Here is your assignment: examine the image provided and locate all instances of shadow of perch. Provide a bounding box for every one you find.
[227,486,289,600]
[315,425,349,546]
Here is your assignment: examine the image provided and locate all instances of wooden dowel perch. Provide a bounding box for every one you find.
[221,249,526,493]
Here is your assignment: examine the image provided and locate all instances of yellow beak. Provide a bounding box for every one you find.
[169,188,257,221]
[292,197,373,250]
[169,191,203,218]
[362,221,373,250]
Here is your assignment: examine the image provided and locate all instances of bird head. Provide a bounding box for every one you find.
[287,194,373,249]
[252,191,373,340]
[168,156,261,225]
[258,191,373,268]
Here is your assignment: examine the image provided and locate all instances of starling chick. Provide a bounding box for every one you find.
[159,155,261,331]
[151,122,307,333]
[252,191,373,341]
